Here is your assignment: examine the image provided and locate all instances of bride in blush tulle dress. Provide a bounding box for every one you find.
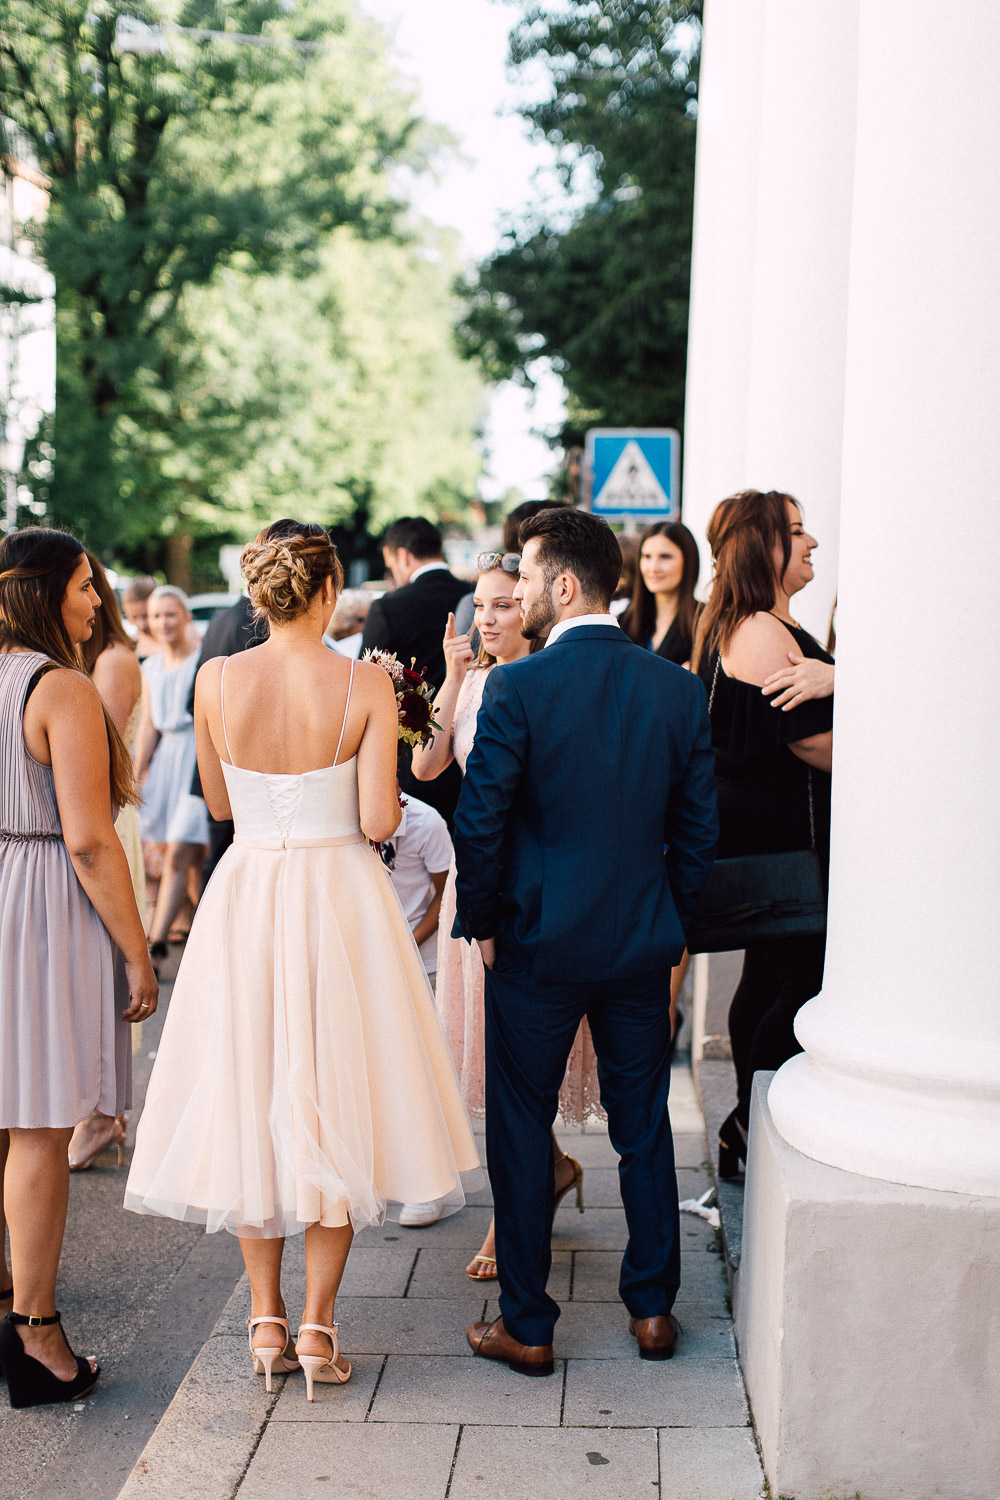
[412,556,603,1281]
[126,522,479,1396]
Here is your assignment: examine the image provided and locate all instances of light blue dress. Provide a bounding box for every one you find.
[139,651,209,844]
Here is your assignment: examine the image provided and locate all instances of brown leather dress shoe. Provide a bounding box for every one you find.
[467,1316,555,1377]
[628,1313,680,1361]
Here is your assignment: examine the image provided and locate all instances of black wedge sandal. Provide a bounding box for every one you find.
[0,1311,100,1409]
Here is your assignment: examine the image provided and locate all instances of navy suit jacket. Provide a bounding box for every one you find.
[452,624,718,984]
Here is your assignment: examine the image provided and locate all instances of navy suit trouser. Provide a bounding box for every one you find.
[483,962,680,1348]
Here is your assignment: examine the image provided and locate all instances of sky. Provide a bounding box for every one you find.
[363,0,570,502]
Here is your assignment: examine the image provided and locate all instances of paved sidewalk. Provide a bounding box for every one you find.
[117,1067,763,1500]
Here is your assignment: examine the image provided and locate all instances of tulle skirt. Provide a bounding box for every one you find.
[125,836,481,1237]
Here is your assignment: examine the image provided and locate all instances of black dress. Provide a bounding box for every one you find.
[645,616,693,666]
[698,619,834,1129]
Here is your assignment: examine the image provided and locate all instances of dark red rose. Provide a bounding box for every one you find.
[402,667,423,685]
[400,691,431,730]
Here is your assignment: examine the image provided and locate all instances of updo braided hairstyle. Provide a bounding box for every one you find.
[241,520,343,623]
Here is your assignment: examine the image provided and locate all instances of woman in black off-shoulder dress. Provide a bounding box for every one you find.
[693,490,835,1177]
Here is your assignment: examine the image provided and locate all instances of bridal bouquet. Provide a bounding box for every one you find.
[363,649,441,749]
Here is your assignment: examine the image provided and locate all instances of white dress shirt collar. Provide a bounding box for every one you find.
[408,561,449,584]
[544,613,620,648]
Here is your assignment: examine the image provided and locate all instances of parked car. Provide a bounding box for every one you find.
[186,592,241,635]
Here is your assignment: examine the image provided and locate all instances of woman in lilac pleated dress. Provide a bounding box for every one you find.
[0,529,157,1409]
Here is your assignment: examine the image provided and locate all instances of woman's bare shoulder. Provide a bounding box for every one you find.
[725,613,797,686]
[30,664,102,714]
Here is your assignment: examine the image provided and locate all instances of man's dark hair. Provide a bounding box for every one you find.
[519,508,622,607]
[504,498,566,554]
[382,516,443,560]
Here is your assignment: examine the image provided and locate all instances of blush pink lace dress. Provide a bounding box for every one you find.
[435,667,605,1124]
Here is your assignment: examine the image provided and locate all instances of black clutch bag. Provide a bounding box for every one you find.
[686,654,828,955]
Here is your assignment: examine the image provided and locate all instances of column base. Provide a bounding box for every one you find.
[735,1075,1000,1500]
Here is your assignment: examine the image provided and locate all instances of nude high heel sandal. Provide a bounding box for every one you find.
[296,1323,351,1401]
[247,1316,299,1393]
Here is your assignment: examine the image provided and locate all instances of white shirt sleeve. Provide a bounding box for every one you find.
[416,804,454,875]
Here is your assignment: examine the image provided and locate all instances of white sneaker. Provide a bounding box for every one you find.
[398,1202,441,1227]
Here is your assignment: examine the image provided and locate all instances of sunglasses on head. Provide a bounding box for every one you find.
[477,552,521,574]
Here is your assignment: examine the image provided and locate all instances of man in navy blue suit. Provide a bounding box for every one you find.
[453,508,717,1376]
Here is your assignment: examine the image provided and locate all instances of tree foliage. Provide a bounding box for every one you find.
[2,0,484,570]
[458,1,701,445]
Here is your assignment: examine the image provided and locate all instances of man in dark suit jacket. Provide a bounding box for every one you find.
[453,508,717,1376]
[361,517,469,824]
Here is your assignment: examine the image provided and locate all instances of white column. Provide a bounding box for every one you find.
[680,0,765,574]
[740,0,859,640]
[768,0,1000,1197]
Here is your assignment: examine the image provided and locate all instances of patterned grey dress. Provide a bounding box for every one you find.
[0,650,131,1128]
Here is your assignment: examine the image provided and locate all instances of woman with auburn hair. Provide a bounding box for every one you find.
[693,490,835,1178]
[620,520,701,665]
[126,521,478,1402]
[68,555,147,1172]
[0,528,157,1408]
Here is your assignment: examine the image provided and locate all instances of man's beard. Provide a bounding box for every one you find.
[520,591,557,641]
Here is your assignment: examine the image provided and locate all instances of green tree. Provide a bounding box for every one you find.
[458,1,701,446]
[116,221,486,580]
[0,0,417,553]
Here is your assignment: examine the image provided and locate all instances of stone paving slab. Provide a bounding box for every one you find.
[369,1353,565,1426]
[571,1249,728,1303]
[117,1098,763,1500]
[116,1335,278,1500]
[406,1246,572,1302]
[239,1420,459,1500]
[352,1205,495,1249]
[563,1356,749,1429]
[334,1295,491,1356]
[269,1354,384,1421]
[449,1424,660,1499]
[658,1426,765,1500]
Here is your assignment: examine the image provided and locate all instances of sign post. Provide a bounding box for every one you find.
[584,428,680,524]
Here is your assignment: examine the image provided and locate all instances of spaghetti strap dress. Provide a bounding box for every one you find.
[125,658,481,1237]
[0,651,131,1128]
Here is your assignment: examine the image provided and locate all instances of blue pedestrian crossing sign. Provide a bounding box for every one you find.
[585,428,680,519]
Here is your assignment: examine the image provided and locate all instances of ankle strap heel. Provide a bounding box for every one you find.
[0,1310,99,1408]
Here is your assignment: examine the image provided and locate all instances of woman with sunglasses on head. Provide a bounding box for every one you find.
[411,552,601,1279]
[0,529,157,1408]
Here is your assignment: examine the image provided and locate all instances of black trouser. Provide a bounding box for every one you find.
[728,932,827,1129]
[484,963,679,1348]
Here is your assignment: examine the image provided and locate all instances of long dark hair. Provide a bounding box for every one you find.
[81,552,136,673]
[0,528,138,808]
[621,521,700,653]
[691,490,796,672]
